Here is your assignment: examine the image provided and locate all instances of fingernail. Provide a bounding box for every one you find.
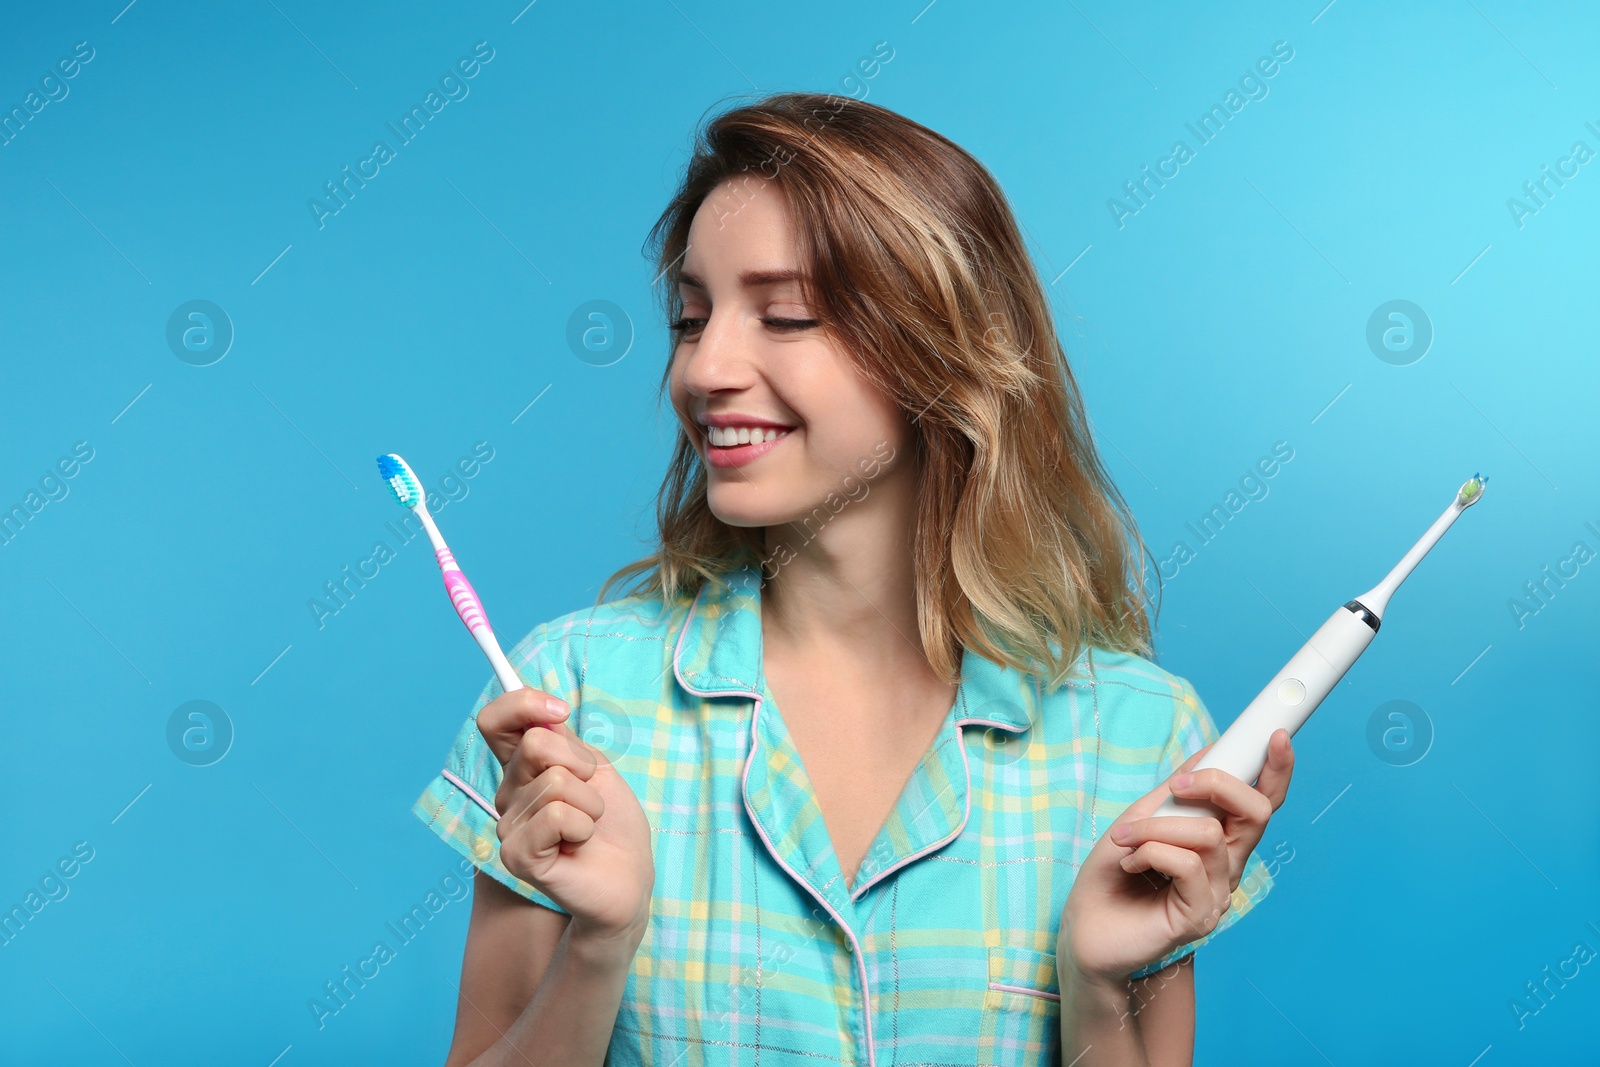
[1172,773,1193,790]
[545,696,569,718]
[1113,825,1130,840]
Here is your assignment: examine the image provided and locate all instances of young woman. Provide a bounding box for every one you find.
[414,91,1294,1067]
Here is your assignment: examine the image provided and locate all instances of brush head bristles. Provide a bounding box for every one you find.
[1457,473,1486,508]
[377,453,424,509]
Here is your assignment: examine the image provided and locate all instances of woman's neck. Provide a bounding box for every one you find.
[758,472,927,671]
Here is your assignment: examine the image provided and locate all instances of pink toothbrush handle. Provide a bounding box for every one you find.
[433,546,524,695]
[437,548,491,635]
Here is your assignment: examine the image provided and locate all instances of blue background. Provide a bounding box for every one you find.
[2,1,1596,1064]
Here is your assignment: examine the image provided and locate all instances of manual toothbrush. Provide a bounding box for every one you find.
[376,453,526,697]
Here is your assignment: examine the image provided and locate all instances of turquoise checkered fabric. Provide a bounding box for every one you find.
[414,563,1274,1066]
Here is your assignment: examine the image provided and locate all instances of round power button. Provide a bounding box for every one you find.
[1277,678,1306,706]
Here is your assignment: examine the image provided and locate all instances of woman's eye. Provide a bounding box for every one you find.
[667,316,818,333]
[762,317,819,331]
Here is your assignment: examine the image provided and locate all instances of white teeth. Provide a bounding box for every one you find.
[706,425,789,446]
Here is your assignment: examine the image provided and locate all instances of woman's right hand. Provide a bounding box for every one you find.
[477,687,655,945]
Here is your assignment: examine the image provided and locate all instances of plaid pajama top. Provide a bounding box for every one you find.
[414,563,1274,1066]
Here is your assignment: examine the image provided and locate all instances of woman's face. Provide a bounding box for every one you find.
[667,178,912,531]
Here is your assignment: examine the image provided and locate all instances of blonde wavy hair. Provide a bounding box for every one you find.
[601,90,1158,688]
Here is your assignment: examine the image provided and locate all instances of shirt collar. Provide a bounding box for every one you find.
[670,562,1038,733]
[671,561,1051,917]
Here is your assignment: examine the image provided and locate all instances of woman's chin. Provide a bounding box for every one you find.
[706,503,780,529]
[705,492,802,531]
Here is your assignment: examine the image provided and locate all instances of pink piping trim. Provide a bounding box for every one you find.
[986,981,1060,1002]
[738,693,878,1067]
[672,580,879,1067]
[441,767,501,821]
[668,578,710,697]
[846,715,1025,903]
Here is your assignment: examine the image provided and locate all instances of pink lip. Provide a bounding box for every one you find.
[697,412,796,431]
[703,429,791,469]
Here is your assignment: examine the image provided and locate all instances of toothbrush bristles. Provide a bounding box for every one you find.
[377,453,424,509]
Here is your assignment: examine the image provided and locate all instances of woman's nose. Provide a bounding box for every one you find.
[678,308,755,396]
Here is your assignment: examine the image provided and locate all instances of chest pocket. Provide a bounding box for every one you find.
[984,944,1061,1011]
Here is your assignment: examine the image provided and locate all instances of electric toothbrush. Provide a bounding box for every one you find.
[1153,473,1487,821]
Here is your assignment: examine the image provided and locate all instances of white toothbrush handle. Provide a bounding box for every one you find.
[468,614,525,695]
[1152,603,1378,820]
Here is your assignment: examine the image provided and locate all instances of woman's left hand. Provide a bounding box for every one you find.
[1059,728,1295,984]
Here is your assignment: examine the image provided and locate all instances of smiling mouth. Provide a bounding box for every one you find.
[698,423,795,469]
[704,425,793,447]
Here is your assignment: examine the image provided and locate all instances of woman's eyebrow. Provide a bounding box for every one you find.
[677,268,808,290]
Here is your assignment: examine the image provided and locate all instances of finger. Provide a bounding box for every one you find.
[1113,814,1226,853]
[1109,743,1218,829]
[1115,815,1230,889]
[476,687,571,765]
[497,724,600,807]
[496,713,598,796]
[508,800,596,864]
[1174,744,1214,776]
[1120,841,1230,934]
[506,765,606,829]
[1169,766,1273,832]
[523,720,600,781]
[1251,729,1295,813]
